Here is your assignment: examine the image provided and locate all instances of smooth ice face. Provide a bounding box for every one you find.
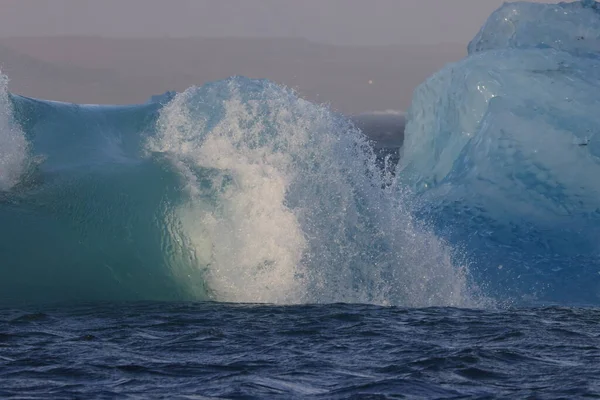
[468,1,600,56]
[398,1,600,304]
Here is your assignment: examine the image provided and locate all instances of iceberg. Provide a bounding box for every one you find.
[469,0,600,56]
[398,1,600,304]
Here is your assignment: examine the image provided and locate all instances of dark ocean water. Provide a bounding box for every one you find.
[1,303,599,399]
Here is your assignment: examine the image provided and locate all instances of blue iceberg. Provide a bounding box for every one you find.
[399,1,600,304]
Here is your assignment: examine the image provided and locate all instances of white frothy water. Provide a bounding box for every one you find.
[0,73,28,191]
[148,77,478,307]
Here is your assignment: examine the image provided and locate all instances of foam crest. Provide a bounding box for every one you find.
[0,73,28,191]
[149,77,477,307]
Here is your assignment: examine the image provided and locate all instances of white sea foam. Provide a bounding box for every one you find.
[148,77,478,307]
[0,73,28,191]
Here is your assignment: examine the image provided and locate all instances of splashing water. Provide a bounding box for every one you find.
[0,73,28,191]
[148,77,477,307]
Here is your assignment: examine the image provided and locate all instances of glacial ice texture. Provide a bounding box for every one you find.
[398,1,600,304]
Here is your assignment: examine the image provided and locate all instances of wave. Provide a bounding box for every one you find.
[0,75,475,307]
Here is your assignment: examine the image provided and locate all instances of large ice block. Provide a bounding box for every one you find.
[399,1,600,303]
[469,0,600,56]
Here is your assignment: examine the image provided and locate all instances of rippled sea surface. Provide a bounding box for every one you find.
[1,303,599,399]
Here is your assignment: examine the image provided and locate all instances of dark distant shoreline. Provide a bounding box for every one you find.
[0,36,464,113]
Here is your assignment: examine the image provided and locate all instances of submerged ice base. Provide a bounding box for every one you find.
[399,1,600,303]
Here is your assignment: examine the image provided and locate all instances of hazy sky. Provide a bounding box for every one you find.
[0,0,559,46]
